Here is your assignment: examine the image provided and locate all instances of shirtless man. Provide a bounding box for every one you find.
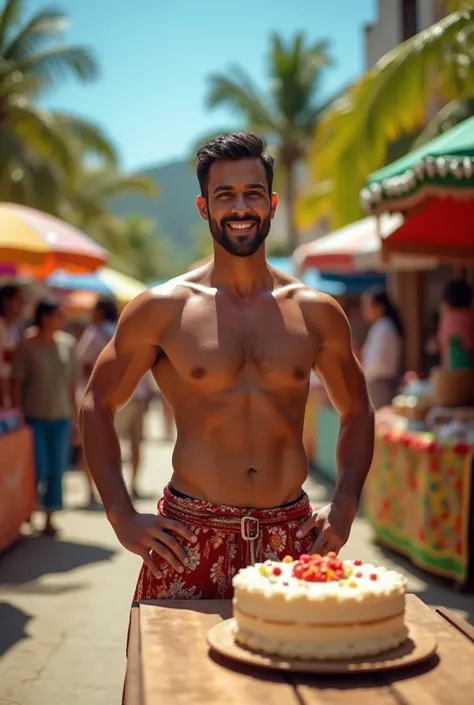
[80,132,374,604]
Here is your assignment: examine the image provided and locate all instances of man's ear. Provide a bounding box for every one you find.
[196,195,209,221]
[270,192,279,219]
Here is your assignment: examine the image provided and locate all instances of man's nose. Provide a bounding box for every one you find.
[231,193,248,214]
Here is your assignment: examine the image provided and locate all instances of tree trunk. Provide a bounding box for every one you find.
[283,162,298,254]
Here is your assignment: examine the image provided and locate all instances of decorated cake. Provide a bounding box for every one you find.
[232,553,408,660]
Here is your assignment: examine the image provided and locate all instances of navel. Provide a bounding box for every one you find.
[293,367,307,381]
[190,366,207,380]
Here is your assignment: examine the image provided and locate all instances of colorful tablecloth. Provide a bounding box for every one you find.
[364,425,473,584]
[0,426,36,551]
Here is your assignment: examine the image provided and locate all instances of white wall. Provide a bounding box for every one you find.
[365,0,443,70]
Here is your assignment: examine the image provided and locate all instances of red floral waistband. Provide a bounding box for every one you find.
[157,483,311,533]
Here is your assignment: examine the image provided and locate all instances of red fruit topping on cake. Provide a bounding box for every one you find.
[291,551,346,583]
[370,573,378,581]
[355,571,363,578]
[353,559,362,566]
[272,566,282,576]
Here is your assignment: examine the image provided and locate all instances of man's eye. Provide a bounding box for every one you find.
[247,190,262,197]
[217,192,232,199]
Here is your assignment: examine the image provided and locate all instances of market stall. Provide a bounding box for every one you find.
[360,117,474,587]
[0,204,109,551]
[364,407,473,587]
[0,411,35,552]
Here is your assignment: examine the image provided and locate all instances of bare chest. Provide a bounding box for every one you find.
[161,296,316,388]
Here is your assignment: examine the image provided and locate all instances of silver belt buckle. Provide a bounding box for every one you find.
[241,516,259,565]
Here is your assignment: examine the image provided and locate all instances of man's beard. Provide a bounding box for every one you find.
[208,213,271,258]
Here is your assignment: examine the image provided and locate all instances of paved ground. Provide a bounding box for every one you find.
[1,408,473,704]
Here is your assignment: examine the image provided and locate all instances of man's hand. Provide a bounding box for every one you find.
[296,502,356,555]
[112,510,198,578]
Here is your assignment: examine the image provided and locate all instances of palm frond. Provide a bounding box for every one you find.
[0,0,25,53]
[411,96,474,146]
[295,181,332,230]
[3,7,68,62]
[13,45,97,85]
[80,168,158,201]
[207,65,280,132]
[441,0,474,12]
[303,7,474,229]
[54,112,117,165]
[6,94,74,171]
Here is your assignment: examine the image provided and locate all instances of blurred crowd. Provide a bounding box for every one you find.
[0,285,174,536]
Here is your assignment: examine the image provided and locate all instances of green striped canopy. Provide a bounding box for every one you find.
[361,116,474,213]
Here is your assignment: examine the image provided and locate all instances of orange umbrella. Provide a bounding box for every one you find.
[0,202,107,277]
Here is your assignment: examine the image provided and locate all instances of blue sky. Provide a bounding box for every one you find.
[38,0,376,172]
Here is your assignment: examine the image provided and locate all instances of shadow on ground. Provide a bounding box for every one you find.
[0,535,116,587]
[0,602,32,656]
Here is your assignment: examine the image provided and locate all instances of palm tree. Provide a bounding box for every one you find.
[199,33,333,253]
[107,213,171,283]
[0,0,115,206]
[299,0,474,228]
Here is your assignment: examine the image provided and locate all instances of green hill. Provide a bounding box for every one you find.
[108,160,205,268]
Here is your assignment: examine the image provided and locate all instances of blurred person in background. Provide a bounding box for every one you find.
[0,285,24,408]
[115,370,156,499]
[12,299,78,536]
[361,286,403,409]
[76,296,119,506]
[77,296,119,379]
[437,278,474,367]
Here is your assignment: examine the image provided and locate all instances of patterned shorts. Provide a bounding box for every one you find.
[132,483,315,601]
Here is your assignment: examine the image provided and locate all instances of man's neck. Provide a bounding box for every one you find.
[210,245,273,297]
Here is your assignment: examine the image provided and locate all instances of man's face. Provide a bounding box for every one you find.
[196,158,278,258]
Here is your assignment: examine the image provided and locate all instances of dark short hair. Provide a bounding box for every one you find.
[196,132,275,196]
[94,296,118,323]
[33,298,61,329]
[0,285,21,316]
[443,278,472,309]
[365,285,404,337]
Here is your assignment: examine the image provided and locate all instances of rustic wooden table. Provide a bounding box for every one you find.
[125,594,474,705]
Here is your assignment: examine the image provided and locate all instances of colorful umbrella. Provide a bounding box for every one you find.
[0,202,107,277]
[361,116,474,213]
[381,197,474,264]
[292,215,403,274]
[47,267,147,305]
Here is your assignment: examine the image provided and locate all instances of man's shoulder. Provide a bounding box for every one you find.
[282,279,341,314]
[117,272,199,337]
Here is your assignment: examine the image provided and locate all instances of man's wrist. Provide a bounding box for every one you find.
[332,490,359,517]
[107,503,136,528]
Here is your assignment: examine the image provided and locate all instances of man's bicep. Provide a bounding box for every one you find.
[85,299,159,412]
[86,340,156,413]
[312,301,370,417]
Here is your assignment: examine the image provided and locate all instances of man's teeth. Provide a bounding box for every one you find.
[228,222,254,230]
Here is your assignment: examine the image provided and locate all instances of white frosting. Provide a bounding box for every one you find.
[233,560,406,601]
[232,558,408,660]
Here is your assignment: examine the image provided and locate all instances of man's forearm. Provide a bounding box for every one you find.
[332,406,375,513]
[80,403,134,525]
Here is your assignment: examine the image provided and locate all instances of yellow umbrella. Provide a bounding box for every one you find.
[99,267,147,304]
[0,202,107,276]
